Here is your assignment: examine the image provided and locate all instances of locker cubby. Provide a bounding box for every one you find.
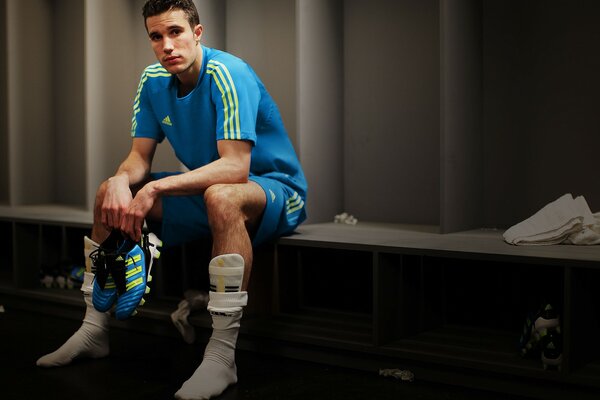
[277,245,373,315]
[13,223,41,289]
[275,244,374,346]
[569,267,600,378]
[0,221,13,284]
[40,225,63,279]
[152,238,212,301]
[378,253,564,370]
[64,227,90,268]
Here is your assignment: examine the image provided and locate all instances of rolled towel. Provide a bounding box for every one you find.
[503,194,594,245]
[566,212,600,245]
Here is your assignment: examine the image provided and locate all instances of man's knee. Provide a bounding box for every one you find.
[204,184,240,219]
[205,182,266,228]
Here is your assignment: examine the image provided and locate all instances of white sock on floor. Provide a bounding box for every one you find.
[171,299,196,344]
[36,272,110,367]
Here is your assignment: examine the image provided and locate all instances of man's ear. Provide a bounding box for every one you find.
[194,24,203,43]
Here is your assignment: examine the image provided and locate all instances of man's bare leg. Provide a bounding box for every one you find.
[175,182,265,399]
[36,185,115,367]
[37,182,164,367]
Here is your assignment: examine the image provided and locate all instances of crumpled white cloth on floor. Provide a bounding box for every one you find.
[503,193,600,245]
[170,290,209,344]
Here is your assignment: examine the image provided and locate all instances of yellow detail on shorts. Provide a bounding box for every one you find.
[286,191,304,214]
[162,115,172,126]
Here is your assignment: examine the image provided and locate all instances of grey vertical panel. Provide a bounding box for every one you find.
[440,0,482,233]
[483,1,600,228]
[344,0,440,225]
[297,0,343,223]
[195,0,226,50]
[133,0,160,71]
[0,0,8,203]
[226,0,297,149]
[53,0,86,207]
[7,0,54,205]
[86,0,136,208]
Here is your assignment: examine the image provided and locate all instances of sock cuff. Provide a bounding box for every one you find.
[81,272,95,294]
[83,236,99,272]
[208,291,248,309]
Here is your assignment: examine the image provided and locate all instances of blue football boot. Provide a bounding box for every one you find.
[113,232,162,320]
[91,230,124,312]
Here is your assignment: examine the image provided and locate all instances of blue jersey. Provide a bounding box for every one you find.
[131,46,307,209]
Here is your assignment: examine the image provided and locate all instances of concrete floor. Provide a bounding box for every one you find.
[0,307,532,400]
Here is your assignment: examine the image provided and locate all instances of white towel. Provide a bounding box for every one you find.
[503,193,598,245]
[565,212,600,245]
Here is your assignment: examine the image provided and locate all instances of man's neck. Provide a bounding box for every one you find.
[177,46,203,97]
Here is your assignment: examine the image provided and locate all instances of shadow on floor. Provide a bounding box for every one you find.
[0,306,532,400]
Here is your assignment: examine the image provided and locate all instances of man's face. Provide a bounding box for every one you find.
[146,9,202,76]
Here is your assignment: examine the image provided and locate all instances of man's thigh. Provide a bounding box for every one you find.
[146,172,305,247]
[146,172,211,247]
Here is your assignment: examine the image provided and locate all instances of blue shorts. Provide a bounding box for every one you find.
[147,172,306,248]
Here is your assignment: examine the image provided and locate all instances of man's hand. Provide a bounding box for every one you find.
[101,175,133,231]
[121,183,158,242]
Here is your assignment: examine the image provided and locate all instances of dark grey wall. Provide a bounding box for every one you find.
[440,0,483,233]
[297,0,344,223]
[0,0,7,203]
[53,0,86,206]
[482,0,600,228]
[8,0,54,205]
[344,0,441,225]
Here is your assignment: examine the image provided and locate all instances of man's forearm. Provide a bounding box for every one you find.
[113,151,152,187]
[145,140,252,199]
[147,156,247,198]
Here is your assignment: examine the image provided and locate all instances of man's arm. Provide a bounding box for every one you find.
[120,139,252,240]
[102,138,157,230]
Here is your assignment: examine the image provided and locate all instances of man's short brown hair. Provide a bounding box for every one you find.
[142,0,200,29]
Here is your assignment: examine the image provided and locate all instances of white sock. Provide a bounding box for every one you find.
[175,290,248,400]
[171,299,196,344]
[170,290,209,344]
[36,271,110,367]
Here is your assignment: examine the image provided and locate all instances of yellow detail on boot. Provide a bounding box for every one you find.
[125,254,142,266]
[125,266,143,279]
[126,277,143,291]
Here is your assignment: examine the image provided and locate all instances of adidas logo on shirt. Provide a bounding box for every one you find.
[162,115,172,126]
